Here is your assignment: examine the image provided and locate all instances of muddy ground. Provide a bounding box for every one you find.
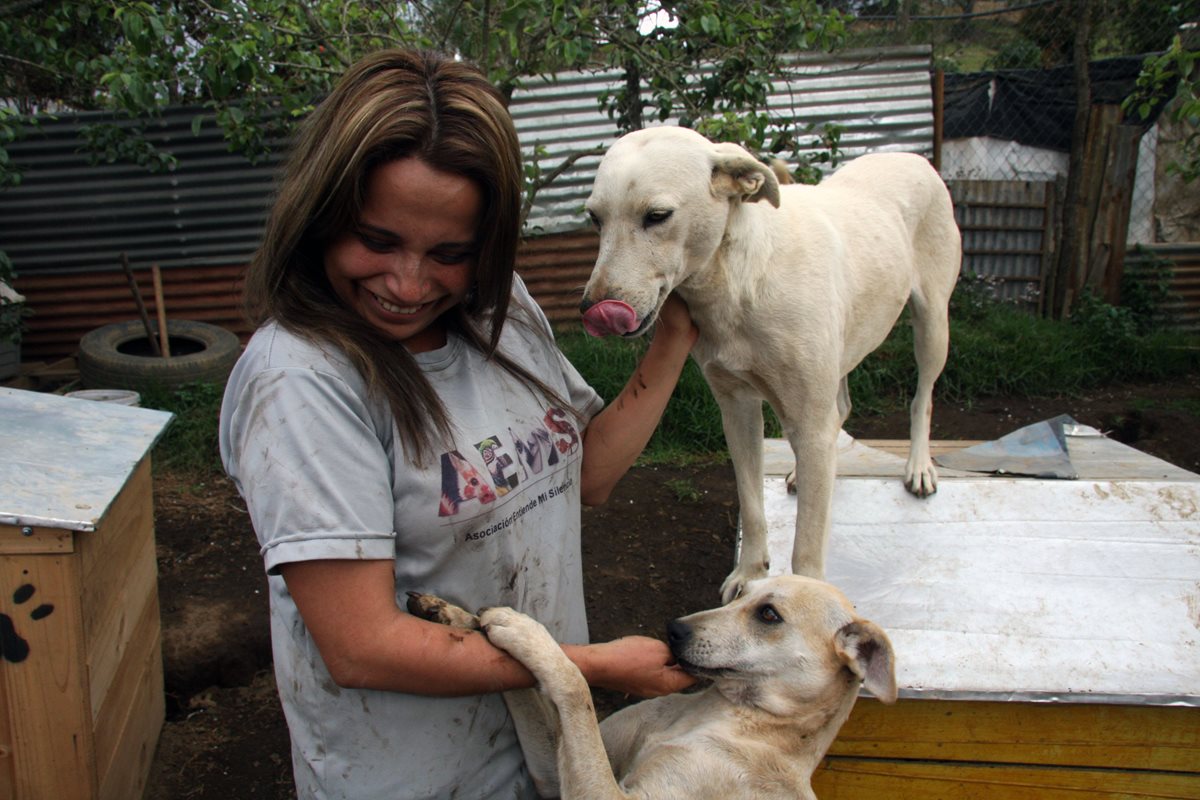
[144,373,1200,799]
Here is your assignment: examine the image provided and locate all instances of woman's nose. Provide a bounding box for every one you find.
[384,254,429,300]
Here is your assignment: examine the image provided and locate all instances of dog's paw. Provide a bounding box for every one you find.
[719,563,769,605]
[405,592,481,630]
[904,460,938,498]
[479,607,560,664]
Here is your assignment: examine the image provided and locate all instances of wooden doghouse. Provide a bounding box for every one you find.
[0,388,173,799]
[758,432,1200,797]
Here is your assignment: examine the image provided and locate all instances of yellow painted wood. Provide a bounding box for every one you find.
[833,698,1200,773]
[813,756,1200,799]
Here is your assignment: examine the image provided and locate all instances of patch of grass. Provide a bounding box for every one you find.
[665,477,703,504]
[139,381,226,477]
[141,297,1198,477]
[560,294,1199,464]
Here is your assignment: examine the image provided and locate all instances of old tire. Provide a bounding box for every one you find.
[79,319,242,392]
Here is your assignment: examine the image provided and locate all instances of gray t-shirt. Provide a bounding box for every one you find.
[219,279,603,799]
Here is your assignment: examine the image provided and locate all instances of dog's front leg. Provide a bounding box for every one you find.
[406,593,561,798]
[709,378,769,603]
[481,608,634,800]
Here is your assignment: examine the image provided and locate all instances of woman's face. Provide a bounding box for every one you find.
[324,157,483,353]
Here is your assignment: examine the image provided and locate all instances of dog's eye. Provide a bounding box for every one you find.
[756,605,783,624]
[644,209,673,227]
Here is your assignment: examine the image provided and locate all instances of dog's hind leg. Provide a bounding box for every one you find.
[905,291,949,498]
[785,378,850,494]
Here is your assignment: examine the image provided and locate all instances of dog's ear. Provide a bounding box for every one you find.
[709,143,781,208]
[835,619,897,704]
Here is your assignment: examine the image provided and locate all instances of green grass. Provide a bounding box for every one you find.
[140,297,1200,476]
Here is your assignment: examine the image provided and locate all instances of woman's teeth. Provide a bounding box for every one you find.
[374,293,421,314]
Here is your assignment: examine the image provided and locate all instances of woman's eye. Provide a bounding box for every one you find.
[357,232,393,252]
[432,250,472,265]
[757,605,783,624]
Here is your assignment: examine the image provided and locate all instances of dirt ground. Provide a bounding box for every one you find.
[143,373,1200,800]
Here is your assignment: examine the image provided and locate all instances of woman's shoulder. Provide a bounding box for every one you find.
[234,321,363,389]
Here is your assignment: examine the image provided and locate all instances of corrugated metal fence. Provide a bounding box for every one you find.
[1,46,939,363]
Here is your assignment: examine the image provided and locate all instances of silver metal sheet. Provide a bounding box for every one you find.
[762,437,1200,707]
[0,387,173,531]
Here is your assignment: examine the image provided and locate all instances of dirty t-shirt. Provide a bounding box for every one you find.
[219,279,602,799]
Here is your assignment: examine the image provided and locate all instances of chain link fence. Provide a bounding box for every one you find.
[845,1,1198,322]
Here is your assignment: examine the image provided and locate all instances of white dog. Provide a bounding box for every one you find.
[409,575,896,799]
[579,126,961,601]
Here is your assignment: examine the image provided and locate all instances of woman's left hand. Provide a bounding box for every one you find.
[654,293,699,350]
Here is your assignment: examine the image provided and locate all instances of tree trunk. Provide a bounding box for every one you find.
[1048,0,1093,319]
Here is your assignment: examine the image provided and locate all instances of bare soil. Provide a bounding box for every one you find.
[143,374,1200,800]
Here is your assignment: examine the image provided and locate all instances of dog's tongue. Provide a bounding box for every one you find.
[582,300,639,337]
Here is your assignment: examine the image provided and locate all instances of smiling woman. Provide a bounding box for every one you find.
[215,47,699,800]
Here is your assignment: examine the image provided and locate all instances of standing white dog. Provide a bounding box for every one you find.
[580,126,961,601]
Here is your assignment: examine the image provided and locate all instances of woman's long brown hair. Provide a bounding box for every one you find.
[243,49,571,465]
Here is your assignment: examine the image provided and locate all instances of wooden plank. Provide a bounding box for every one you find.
[0,654,15,800]
[0,553,96,799]
[79,458,152,587]
[94,595,163,800]
[0,525,74,555]
[831,699,1200,773]
[813,757,1200,799]
[85,531,158,723]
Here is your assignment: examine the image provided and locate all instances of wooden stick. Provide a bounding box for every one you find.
[151,264,171,358]
[120,253,161,357]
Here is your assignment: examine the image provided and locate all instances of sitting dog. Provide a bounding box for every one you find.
[579,126,961,601]
[408,575,896,799]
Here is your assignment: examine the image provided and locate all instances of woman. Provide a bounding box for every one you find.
[219,49,699,798]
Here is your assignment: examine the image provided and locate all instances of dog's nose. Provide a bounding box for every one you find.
[579,298,594,314]
[666,619,692,651]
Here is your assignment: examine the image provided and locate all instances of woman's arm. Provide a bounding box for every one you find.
[579,294,699,505]
[282,558,695,696]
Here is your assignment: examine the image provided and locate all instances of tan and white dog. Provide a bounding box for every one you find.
[409,575,896,800]
[579,126,961,601]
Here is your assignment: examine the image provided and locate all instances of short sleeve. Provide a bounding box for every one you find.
[221,365,398,574]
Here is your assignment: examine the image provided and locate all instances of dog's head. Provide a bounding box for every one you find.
[579,126,780,338]
[667,575,896,718]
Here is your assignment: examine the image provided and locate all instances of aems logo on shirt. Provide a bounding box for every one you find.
[438,406,580,518]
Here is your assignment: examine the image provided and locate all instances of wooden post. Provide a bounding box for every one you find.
[119,254,161,358]
[150,265,170,359]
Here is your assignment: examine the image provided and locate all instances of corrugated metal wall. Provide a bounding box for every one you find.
[948,179,1059,314]
[513,46,936,233]
[2,46,937,363]
[1125,244,1200,332]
